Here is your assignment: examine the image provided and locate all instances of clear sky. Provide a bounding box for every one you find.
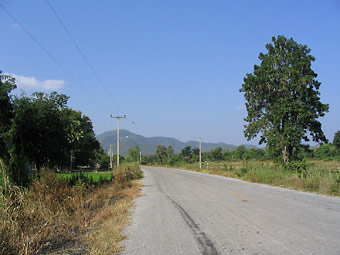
[1,0,339,145]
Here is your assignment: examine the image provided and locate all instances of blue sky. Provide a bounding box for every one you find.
[1,0,339,145]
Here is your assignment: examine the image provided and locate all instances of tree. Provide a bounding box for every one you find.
[166,146,174,159]
[62,108,100,168]
[92,147,110,169]
[0,71,16,160]
[192,147,200,156]
[10,92,70,177]
[127,145,141,162]
[181,146,192,158]
[333,131,340,151]
[0,71,17,187]
[210,147,223,161]
[240,35,329,163]
[314,144,336,159]
[233,145,246,160]
[156,145,167,163]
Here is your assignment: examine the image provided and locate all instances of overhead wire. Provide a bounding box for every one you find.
[0,3,110,115]
[46,0,125,115]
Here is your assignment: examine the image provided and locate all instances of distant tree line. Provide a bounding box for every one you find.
[0,71,107,187]
[141,132,340,166]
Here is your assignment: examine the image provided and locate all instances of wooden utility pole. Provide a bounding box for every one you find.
[199,137,202,169]
[110,115,126,167]
[109,144,113,169]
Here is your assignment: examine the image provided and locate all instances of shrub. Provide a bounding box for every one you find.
[113,164,143,188]
[283,160,310,178]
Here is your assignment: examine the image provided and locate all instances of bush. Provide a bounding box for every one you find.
[235,167,248,177]
[67,172,94,188]
[113,164,142,188]
[283,160,310,178]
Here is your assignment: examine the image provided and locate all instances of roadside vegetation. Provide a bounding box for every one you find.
[0,163,142,255]
[0,71,143,254]
[141,141,340,197]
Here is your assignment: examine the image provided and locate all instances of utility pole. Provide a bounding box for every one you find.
[140,151,142,164]
[199,137,202,169]
[110,115,126,167]
[109,144,113,169]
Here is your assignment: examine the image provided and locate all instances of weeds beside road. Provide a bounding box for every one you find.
[0,164,142,255]
[151,160,340,197]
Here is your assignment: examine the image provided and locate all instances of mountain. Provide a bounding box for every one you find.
[96,129,257,156]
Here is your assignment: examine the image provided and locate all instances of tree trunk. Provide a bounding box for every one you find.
[283,145,288,164]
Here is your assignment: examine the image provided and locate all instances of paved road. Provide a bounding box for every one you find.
[122,166,340,255]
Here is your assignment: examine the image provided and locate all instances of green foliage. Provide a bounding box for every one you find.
[166,145,174,158]
[62,108,100,168]
[9,92,70,174]
[333,131,340,151]
[181,146,192,157]
[91,147,110,169]
[156,145,168,163]
[0,71,16,161]
[283,160,309,178]
[58,172,113,187]
[141,154,158,165]
[240,35,329,163]
[0,71,102,186]
[235,167,248,177]
[127,145,141,162]
[210,147,223,161]
[233,145,246,160]
[314,144,337,160]
[192,147,200,156]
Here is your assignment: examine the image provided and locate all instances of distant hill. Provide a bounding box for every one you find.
[96,129,257,156]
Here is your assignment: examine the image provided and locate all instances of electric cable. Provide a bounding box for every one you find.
[46,0,125,115]
[0,3,110,114]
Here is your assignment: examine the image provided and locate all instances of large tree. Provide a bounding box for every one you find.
[10,92,70,176]
[240,36,329,163]
[0,71,16,160]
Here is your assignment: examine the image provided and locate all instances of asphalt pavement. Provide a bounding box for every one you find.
[121,166,340,255]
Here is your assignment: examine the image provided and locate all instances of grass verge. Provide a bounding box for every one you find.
[0,163,143,255]
[152,160,340,197]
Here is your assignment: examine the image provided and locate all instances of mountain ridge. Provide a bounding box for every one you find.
[96,129,258,156]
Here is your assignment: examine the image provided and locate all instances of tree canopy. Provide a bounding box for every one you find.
[0,72,103,185]
[0,71,16,160]
[240,35,329,163]
[333,131,340,151]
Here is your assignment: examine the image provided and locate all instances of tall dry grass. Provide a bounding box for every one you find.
[0,164,143,255]
[166,160,340,197]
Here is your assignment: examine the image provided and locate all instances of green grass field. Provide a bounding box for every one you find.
[57,171,113,184]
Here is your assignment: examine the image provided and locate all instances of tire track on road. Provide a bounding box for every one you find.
[158,185,219,255]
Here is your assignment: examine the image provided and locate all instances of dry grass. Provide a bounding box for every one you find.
[158,160,340,197]
[0,164,143,255]
[88,180,141,255]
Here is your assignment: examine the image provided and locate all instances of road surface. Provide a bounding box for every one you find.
[122,166,340,255]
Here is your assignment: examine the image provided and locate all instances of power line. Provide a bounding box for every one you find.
[46,0,125,115]
[0,3,109,114]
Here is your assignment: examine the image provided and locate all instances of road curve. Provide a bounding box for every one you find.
[121,166,340,255]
